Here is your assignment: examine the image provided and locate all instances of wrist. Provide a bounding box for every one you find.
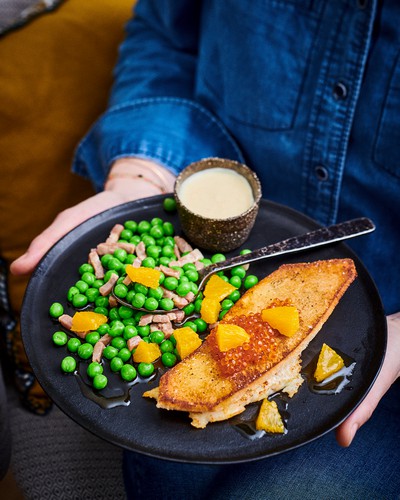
[104,158,176,195]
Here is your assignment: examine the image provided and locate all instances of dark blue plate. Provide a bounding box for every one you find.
[21,196,386,464]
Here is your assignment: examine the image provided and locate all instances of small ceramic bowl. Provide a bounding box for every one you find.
[174,158,262,252]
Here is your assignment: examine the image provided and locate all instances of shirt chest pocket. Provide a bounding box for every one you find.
[197,0,320,131]
[373,51,400,180]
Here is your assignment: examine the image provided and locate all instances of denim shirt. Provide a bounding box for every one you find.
[73,0,400,314]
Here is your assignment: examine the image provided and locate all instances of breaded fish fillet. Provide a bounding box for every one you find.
[144,259,357,428]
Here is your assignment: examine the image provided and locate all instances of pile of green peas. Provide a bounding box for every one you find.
[49,216,259,389]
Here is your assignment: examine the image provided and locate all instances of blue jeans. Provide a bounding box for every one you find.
[123,381,400,500]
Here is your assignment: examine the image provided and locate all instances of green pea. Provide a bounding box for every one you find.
[211,253,226,264]
[109,321,125,337]
[67,286,80,302]
[123,318,136,326]
[221,299,234,310]
[144,297,159,311]
[148,287,164,300]
[229,290,241,302]
[103,346,119,359]
[77,343,94,360]
[100,254,113,267]
[92,279,104,289]
[96,324,109,336]
[134,283,148,295]
[120,364,137,382]
[114,248,127,262]
[193,318,208,333]
[95,296,109,308]
[142,257,156,269]
[118,305,134,319]
[149,330,165,344]
[146,245,161,259]
[61,356,76,373]
[240,248,252,256]
[229,276,242,288]
[87,362,103,378]
[85,288,99,303]
[67,337,81,353]
[79,263,94,275]
[124,220,138,233]
[120,229,133,241]
[164,236,175,247]
[169,334,176,346]
[85,331,101,345]
[81,272,95,286]
[244,275,259,289]
[137,325,150,337]
[219,309,229,320]
[194,299,203,313]
[176,282,191,297]
[94,306,109,317]
[142,336,151,343]
[137,362,155,377]
[163,277,178,291]
[185,270,199,282]
[149,225,164,239]
[161,352,177,368]
[125,254,135,265]
[159,298,174,311]
[52,331,68,346]
[72,293,88,309]
[162,221,175,236]
[160,340,174,354]
[118,347,132,362]
[75,280,89,293]
[103,269,119,282]
[141,235,156,247]
[110,357,124,372]
[49,302,64,318]
[130,235,141,245]
[163,197,176,212]
[184,321,197,332]
[161,245,174,258]
[111,337,127,350]
[137,220,151,234]
[114,283,128,299]
[151,217,163,226]
[131,293,146,309]
[126,290,136,303]
[107,258,123,272]
[230,266,246,279]
[189,282,199,295]
[93,374,108,390]
[123,325,138,340]
[109,307,120,321]
[201,258,213,267]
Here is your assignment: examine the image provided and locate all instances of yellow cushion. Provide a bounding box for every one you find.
[0,0,134,312]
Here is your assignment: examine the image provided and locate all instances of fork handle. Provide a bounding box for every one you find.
[197,217,375,289]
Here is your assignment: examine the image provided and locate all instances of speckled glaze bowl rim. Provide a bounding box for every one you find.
[174,157,262,222]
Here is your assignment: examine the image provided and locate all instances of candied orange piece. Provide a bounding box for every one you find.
[261,306,299,337]
[200,297,221,324]
[173,326,202,359]
[70,311,108,332]
[203,274,237,301]
[256,399,285,433]
[133,341,161,364]
[314,343,345,382]
[125,265,161,289]
[215,323,250,352]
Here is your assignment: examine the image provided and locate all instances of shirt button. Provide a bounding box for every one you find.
[315,165,329,181]
[333,82,348,100]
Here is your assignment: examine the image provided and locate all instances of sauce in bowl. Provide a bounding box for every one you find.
[177,167,254,219]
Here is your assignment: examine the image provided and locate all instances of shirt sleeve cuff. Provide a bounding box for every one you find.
[72,97,244,192]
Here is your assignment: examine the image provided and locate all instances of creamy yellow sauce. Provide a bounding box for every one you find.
[178,168,254,219]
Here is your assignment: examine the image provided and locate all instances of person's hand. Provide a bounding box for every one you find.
[10,158,175,276]
[335,312,400,446]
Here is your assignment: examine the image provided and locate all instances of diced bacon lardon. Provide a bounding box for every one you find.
[88,249,105,279]
[58,314,73,330]
[99,273,118,296]
[138,314,154,326]
[92,341,105,363]
[135,241,147,260]
[159,265,181,279]
[127,336,142,351]
[106,224,124,243]
[169,249,204,267]
[174,236,193,253]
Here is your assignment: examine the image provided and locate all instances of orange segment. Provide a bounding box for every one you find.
[215,323,250,352]
[200,297,221,324]
[256,399,285,433]
[261,306,299,337]
[133,341,161,363]
[173,326,202,359]
[70,311,108,332]
[203,274,237,301]
[125,265,161,289]
[314,343,345,382]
